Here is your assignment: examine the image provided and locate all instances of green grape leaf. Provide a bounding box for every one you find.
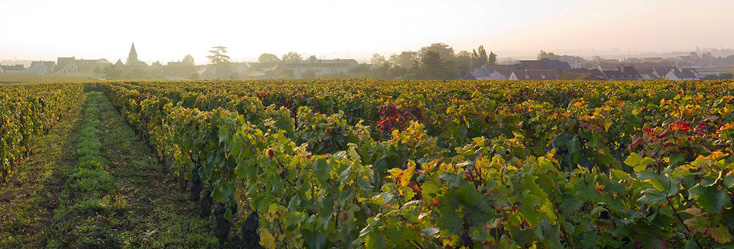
[313,157,329,183]
[688,185,732,214]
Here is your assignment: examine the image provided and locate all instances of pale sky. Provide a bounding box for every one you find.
[1,0,733,63]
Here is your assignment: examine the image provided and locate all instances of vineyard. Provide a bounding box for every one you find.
[2,79,734,248]
[0,83,82,183]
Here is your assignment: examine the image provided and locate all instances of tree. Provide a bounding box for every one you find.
[470,46,491,69]
[689,52,700,59]
[279,68,294,79]
[488,51,497,65]
[207,46,231,64]
[370,54,388,67]
[189,72,200,80]
[352,63,373,78]
[282,52,302,62]
[258,53,281,68]
[455,50,472,76]
[558,55,585,64]
[307,55,318,63]
[420,43,455,60]
[302,69,317,79]
[389,51,419,69]
[183,55,195,66]
[127,66,150,79]
[97,64,122,79]
[207,46,231,78]
[538,50,560,60]
[230,71,240,79]
[720,73,734,80]
[419,51,455,80]
[477,46,489,66]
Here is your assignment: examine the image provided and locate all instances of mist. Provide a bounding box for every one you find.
[1,0,733,63]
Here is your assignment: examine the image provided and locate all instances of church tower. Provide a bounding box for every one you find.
[126,42,138,65]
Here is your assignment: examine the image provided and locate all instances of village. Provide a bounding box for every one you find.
[1,43,733,81]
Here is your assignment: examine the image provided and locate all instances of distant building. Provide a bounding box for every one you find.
[467,64,519,80]
[652,68,675,80]
[0,64,26,74]
[509,70,603,81]
[54,58,78,74]
[230,62,251,77]
[284,59,358,78]
[601,66,643,80]
[54,57,105,74]
[25,61,56,74]
[0,65,4,74]
[665,68,701,80]
[519,58,572,70]
[126,43,144,66]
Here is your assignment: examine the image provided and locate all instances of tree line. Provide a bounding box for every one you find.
[352,43,497,80]
[97,43,500,80]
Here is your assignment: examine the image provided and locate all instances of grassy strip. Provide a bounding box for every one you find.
[0,93,86,248]
[40,92,217,248]
[96,92,218,248]
[46,92,129,248]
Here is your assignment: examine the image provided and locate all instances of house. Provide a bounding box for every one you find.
[636,68,656,80]
[54,57,104,74]
[25,61,56,74]
[150,61,164,76]
[230,62,251,78]
[468,64,517,80]
[634,67,676,80]
[595,60,622,71]
[518,58,572,70]
[560,68,607,80]
[665,68,701,80]
[55,60,78,74]
[584,69,607,80]
[114,59,125,68]
[0,65,3,74]
[519,60,549,70]
[591,66,643,80]
[72,59,100,74]
[284,59,358,78]
[509,70,602,81]
[615,66,642,80]
[0,64,27,74]
[541,58,572,70]
[651,67,675,79]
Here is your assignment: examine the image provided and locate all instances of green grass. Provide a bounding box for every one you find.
[46,92,127,248]
[0,92,85,248]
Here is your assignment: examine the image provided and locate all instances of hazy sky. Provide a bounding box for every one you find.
[1,0,733,63]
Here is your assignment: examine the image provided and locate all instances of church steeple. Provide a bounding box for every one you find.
[127,42,138,65]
